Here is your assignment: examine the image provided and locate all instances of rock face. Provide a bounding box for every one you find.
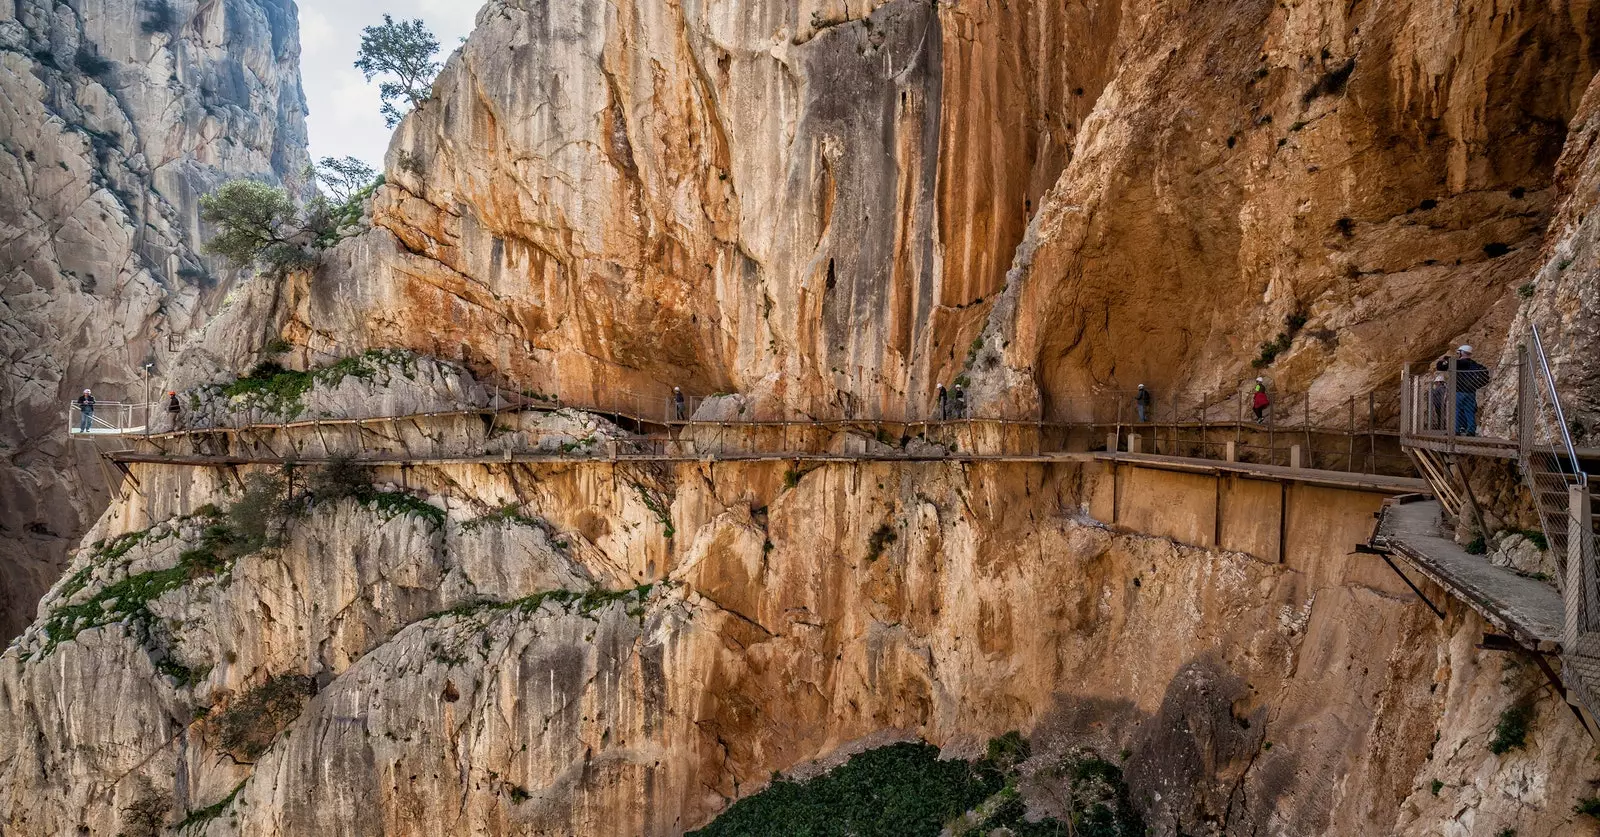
[6,0,1600,834]
[2,434,1596,836]
[0,0,310,638]
[278,0,1598,429]
[1489,71,1600,443]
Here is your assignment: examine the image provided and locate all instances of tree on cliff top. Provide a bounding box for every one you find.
[199,180,321,274]
[355,14,441,127]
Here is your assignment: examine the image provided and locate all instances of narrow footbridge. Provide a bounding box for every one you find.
[1374,326,1600,735]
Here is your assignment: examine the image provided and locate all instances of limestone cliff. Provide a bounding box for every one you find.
[0,0,310,638]
[2,387,1596,834]
[279,0,1597,428]
[6,0,1600,834]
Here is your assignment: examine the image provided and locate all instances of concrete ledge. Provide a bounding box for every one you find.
[1372,498,1564,652]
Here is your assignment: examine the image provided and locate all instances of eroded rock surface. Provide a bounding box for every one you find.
[2,427,1596,835]
[0,0,309,638]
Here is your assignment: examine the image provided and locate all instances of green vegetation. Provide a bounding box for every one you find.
[461,504,544,532]
[218,349,421,418]
[432,585,655,626]
[632,484,675,539]
[311,156,382,241]
[364,490,447,528]
[176,780,246,832]
[1519,529,1549,551]
[314,348,418,385]
[213,674,316,761]
[40,475,288,657]
[1430,779,1443,796]
[866,523,897,562]
[355,15,442,127]
[1518,283,1536,299]
[689,742,1003,837]
[75,47,113,79]
[141,0,177,35]
[200,180,321,273]
[1489,698,1535,755]
[692,735,1139,837]
[1465,536,1487,555]
[121,785,174,837]
[1253,310,1311,369]
[1575,796,1600,818]
[223,362,314,418]
[1495,828,1517,837]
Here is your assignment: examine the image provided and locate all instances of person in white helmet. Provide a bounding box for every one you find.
[1435,345,1490,435]
[76,389,95,433]
[673,387,685,422]
[1134,384,1152,423]
[1250,377,1271,424]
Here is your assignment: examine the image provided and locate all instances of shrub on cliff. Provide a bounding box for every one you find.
[310,156,383,243]
[689,742,1004,837]
[140,0,177,35]
[212,673,317,761]
[199,180,328,274]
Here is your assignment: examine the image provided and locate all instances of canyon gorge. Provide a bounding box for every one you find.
[3,0,1600,834]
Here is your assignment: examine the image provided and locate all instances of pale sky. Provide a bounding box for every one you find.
[298,0,487,171]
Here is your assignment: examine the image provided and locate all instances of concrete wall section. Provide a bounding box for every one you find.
[1219,476,1285,563]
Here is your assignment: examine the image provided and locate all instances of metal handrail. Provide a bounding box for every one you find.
[1530,324,1586,480]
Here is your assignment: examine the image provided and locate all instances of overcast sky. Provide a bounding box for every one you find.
[299,0,486,171]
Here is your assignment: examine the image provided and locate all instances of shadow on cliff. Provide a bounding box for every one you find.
[1027,654,1290,837]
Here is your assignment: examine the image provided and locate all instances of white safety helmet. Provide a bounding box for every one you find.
[1137,383,1146,389]
[83,389,91,394]
[1255,377,1264,383]
[1458,345,1473,354]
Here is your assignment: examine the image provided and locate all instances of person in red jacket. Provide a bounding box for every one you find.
[1250,378,1270,424]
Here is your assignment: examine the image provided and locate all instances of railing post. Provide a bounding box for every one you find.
[1518,344,1534,461]
[1446,358,1458,444]
[1568,484,1597,640]
[1399,366,1412,437]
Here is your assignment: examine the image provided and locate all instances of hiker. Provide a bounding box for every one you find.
[1438,345,1490,436]
[76,389,95,433]
[937,383,948,420]
[166,391,181,430]
[1250,378,1270,424]
[952,385,967,419]
[673,387,685,422]
[1427,366,1448,432]
[1135,384,1152,423]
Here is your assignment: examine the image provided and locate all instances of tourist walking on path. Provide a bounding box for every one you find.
[166,391,181,430]
[1135,384,1152,423]
[952,385,967,419]
[937,384,948,420]
[673,387,685,422]
[76,389,95,433]
[1250,378,1270,424]
[1438,345,1490,435]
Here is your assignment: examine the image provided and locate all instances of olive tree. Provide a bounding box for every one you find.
[199,180,320,273]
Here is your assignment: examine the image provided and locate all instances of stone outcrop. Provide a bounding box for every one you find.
[0,0,310,638]
[1490,71,1600,443]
